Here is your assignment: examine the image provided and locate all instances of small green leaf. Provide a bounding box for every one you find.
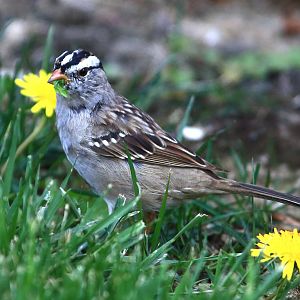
[54,80,69,98]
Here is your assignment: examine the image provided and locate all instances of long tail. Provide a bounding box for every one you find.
[217,180,300,207]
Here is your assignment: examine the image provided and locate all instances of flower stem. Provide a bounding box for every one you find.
[1,117,47,176]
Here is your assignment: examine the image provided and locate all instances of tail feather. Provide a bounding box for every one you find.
[219,180,300,207]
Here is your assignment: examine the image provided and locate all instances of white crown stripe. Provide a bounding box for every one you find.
[61,54,74,66]
[57,51,69,61]
[61,55,100,71]
[77,56,100,69]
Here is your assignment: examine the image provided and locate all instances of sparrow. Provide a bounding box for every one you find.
[48,49,300,213]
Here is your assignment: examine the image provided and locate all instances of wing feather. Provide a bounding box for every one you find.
[83,97,222,173]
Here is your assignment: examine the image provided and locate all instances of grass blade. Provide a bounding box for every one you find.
[151,173,170,250]
[141,213,204,269]
[2,112,20,196]
[42,26,54,71]
[177,95,195,142]
[126,148,143,221]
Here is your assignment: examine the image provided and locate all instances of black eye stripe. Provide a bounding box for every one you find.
[83,65,102,72]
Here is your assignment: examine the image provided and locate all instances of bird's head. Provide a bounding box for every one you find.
[49,49,114,110]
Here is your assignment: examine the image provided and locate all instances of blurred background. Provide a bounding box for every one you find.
[1,0,300,200]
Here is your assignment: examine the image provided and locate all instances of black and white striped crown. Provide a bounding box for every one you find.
[54,49,103,73]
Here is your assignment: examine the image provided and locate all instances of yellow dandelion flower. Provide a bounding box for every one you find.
[15,70,56,117]
[251,228,300,281]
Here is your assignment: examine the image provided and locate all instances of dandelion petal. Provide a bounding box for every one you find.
[251,228,300,281]
[15,70,57,118]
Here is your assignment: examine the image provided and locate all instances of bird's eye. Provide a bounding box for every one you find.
[78,68,88,77]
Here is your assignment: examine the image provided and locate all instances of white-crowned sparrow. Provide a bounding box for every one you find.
[48,49,300,213]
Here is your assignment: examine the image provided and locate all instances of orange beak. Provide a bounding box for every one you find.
[48,69,69,84]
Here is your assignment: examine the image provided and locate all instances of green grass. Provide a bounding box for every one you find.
[0,32,300,300]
